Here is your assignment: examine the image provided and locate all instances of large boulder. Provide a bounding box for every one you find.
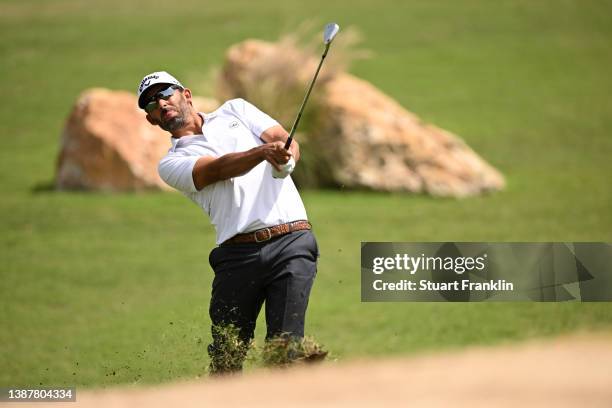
[56,88,218,192]
[218,39,505,197]
[314,74,505,196]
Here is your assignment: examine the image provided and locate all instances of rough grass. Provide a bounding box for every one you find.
[260,335,328,367]
[1,0,612,389]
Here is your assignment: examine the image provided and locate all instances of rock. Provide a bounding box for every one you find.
[218,39,505,197]
[55,88,219,192]
[314,74,506,196]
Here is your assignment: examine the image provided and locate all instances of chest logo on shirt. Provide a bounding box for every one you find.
[229,121,239,129]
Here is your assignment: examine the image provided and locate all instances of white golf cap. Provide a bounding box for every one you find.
[137,71,184,109]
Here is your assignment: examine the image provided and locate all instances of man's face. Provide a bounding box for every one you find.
[143,84,191,132]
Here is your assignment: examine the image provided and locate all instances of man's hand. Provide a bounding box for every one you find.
[260,125,300,162]
[261,141,292,171]
[287,140,300,162]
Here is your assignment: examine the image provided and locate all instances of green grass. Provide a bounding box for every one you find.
[1,0,612,388]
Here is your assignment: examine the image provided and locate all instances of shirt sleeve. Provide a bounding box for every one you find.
[228,98,279,137]
[158,154,199,193]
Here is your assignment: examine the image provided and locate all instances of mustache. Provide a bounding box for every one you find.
[161,106,178,114]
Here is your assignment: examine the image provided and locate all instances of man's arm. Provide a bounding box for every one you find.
[260,125,300,162]
[192,141,291,190]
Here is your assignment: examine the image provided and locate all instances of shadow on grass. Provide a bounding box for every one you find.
[31,180,56,193]
[30,180,173,197]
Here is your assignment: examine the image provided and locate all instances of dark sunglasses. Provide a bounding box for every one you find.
[144,85,182,113]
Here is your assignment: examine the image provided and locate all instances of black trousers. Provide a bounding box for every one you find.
[207,229,318,371]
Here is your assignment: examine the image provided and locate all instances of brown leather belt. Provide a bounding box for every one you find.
[221,220,311,246]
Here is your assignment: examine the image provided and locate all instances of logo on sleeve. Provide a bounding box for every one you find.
[229,121,239,129]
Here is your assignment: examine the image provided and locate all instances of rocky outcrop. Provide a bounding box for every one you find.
[218,40,505,197]
[313,74,505,196]
[55,88,218,192]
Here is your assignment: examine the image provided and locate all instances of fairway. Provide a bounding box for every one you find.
[1,0,612,388]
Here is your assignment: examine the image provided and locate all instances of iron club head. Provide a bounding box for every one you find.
[323,23,340,45]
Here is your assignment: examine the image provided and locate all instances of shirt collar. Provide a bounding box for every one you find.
[169,112,212,151]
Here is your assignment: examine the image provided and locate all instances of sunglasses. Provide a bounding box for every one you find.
[144,85,182,113]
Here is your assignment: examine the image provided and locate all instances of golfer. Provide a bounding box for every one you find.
[137,71,319,374]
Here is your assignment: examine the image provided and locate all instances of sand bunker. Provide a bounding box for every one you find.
[16,333,612,408]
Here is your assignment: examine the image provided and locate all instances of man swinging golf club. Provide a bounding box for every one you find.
[138,23,339,374]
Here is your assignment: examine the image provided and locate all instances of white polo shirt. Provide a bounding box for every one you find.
[158,98,308,244]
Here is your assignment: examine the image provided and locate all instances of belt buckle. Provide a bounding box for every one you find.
[254,227,272,243]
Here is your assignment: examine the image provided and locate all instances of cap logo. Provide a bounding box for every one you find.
[139,74,159,93]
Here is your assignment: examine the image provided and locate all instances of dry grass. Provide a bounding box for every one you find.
[260,335,328,368]
[215,22,369,130]
[208,324,250,375]
[208,324,327,375]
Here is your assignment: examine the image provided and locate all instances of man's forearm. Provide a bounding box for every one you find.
[192,142,291,190]
[211,148,264,179]
[192,147,263,190]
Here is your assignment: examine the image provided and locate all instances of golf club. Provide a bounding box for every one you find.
[284,22,340,150]
[272,22,340,179]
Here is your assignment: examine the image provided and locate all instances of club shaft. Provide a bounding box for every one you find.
[284,44,330,150]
